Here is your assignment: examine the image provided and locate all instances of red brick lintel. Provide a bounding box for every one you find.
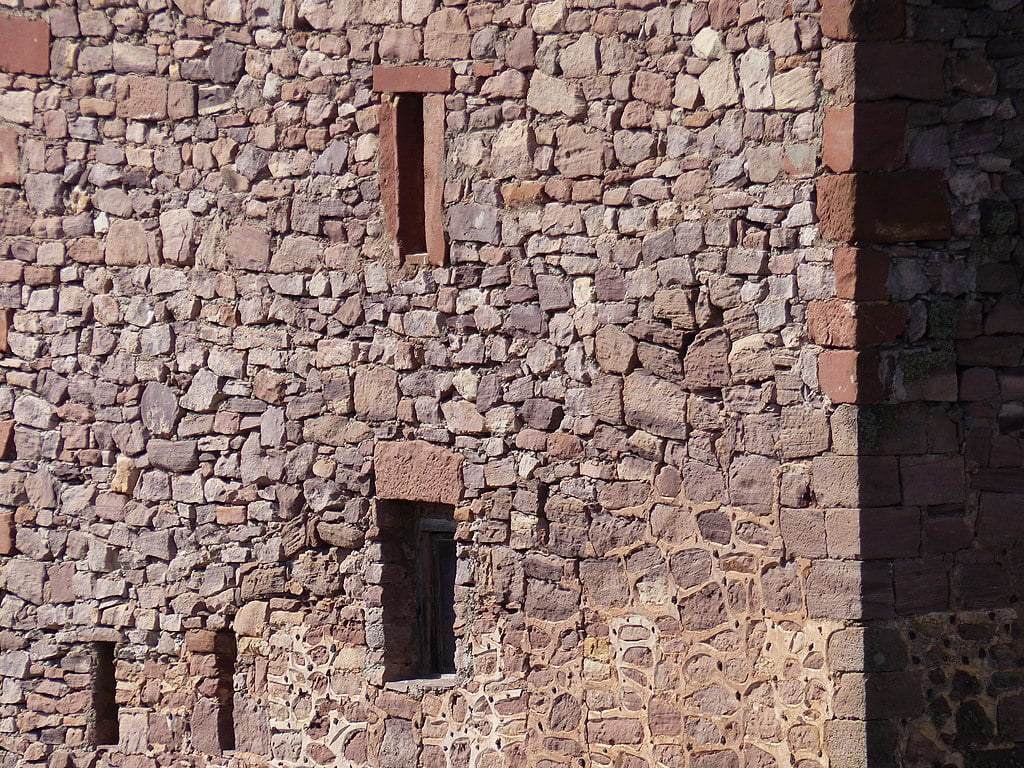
[372,65,454,94]
[0,13,50,76]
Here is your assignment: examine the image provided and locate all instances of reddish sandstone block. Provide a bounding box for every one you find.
[820,0,904,40]
[423,93,446,267]
[116,76,168,121]
[894,558,949,614]
[822,43,945,101]
[900,454,965,506]
[834,247,890,301]
[825,507,920,559]
[374,440,464,505]
[0,510,13,555]
[0,307,12,354]
[822,103,906,173]
[0,125,17,186]
[0,420,14,460]
[807,300,906,347]
[0,14,50,76]
[816,172,951,243]
[168,81,197,119]
[818,349,884,404]
[806,560,894,619]
[372,65,454,93]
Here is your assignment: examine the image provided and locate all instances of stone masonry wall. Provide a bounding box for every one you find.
[0,0,912,766]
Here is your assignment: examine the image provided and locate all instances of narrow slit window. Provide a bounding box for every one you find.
[394,93,427,259]
[93,642,119,746]
[372,65,453,267]
[379,501,458,680]
[215,629,237,752]
[419,518,457,675]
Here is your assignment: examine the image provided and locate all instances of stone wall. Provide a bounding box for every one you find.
[842,0,1024,765]
[0,0,980,766]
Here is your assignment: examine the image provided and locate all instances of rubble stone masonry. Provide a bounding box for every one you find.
[0,0,1017,766]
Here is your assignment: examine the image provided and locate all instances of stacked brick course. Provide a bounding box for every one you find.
[0,0,1017,766]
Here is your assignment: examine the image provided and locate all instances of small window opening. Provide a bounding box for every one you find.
[214,630,237,752]
[379,501,457,680]
[93,642,119,746]
[394,93,427,259]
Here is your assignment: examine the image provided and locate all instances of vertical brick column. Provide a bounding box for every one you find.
[815,0,951,405]
[813,2,954,764]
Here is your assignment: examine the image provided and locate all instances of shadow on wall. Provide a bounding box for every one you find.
[853,0,1024,763]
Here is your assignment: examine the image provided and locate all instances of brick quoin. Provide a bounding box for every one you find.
[818,349,885,404]
[821,42,945,101]
[822,103,906,173]
[0,13,49,76]
[820,0,905,40]
[816,172,951,243]
[807,300,907,347]
[834,247,890,301]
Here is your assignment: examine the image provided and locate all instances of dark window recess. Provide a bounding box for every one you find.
[379,501,457,680]
[394,93,427,259]
[214,630,237,752]
[93,642,119,746]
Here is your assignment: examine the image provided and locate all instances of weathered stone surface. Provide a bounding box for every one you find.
[353,367,398,420]
[699,57,739,110]
[0,125,17,185]
[226,225,271,270]
[106,219,155,266]
[159,209,197,265]
[0,14,50,75]
[527,71,585,118]
[148,439,199,472]
[374,440,464,504]
[623,373,688,439]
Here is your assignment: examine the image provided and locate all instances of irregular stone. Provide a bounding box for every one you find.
[527,71,585,118]
[148,439,200,472]
[159,209,197,265]
[226,225,271,271]
[623,373,688,439]
[699,57,739,110]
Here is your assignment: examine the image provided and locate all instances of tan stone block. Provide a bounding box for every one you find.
[0,125,17,186]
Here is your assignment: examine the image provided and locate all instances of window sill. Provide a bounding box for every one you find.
[383,674,464,693]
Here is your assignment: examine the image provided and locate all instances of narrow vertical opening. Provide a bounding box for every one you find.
[93,642,119,746]
[394,93,427,259]
[215,630,237,752]
[379,501,457,680]
[419,519,457,675]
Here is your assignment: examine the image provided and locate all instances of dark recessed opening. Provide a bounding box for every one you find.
[394,93,427,259]
[215,629,237,752]
[379,501,457,680]
[93,642,119,746]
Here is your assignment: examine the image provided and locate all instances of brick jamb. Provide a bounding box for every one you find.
[373,66,453,267]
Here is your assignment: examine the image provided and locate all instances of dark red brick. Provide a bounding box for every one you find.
[817,172,951,244]
[822,103,906,173]
[818,349,884,404]
[372,65,454,93]
[821,0,904,40]
[0,13,49,76]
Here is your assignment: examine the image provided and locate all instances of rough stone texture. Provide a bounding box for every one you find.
[0,14,50,76]
[374,440,464,504]
[0,3,1003,768]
